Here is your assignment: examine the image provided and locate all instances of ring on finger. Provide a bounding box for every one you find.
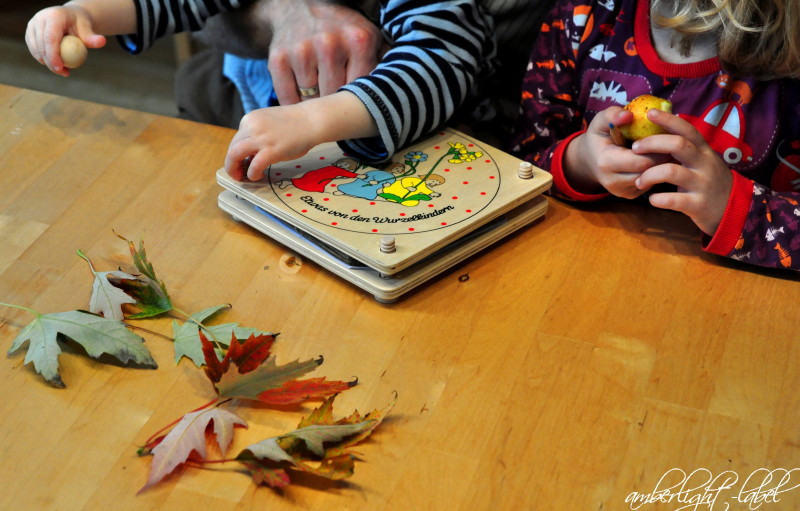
[298,85,320,97]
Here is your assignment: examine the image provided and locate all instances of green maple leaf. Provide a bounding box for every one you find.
[171,304,273,366]
[113,232,172,319]
[4,304,157,387]
[215,356,323,400]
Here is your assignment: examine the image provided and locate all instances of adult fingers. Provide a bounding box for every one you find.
[291,40,319,102]
[270,41,320,105]
[315,33,347,97]
[269,50,300,105]
[343,28,383,83]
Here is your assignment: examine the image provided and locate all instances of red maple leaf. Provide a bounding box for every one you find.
[201,331,276,383]
[200,330,355,405]
[257,377,356,405]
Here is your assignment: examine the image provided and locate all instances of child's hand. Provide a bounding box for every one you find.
[564,107,670,198]
[225,104,320,181]
[26,6,106,76]
[632,109,733,236]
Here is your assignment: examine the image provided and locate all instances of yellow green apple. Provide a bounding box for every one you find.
[618,94,672,141]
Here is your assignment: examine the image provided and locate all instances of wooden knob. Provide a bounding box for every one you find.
[380,236,396,254]
[60,35,88,69]
[517,161,534,179]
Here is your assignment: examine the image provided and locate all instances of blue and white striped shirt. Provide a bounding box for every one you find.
[118,0,495,163]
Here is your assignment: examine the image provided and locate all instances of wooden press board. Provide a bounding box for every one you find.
[216,128,552,300]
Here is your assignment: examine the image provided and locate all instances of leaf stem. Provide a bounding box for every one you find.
[0,302,41,317]
[125,323,174,341]
[187,457,240,466]
[172,306,225,351]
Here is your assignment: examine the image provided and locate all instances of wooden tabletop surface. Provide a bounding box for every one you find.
[1,84,799,511]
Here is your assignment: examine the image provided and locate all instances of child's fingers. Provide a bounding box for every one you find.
[647,190,695,216]
[224,140,255,181]
[246,152,275,181]
[82,34,107,49]
[225,137,274,182]
[635,162,694,191]
[25,31,44,66]
[74,18,106,49]
[632,133,711,170]
[610,107,634,127]
[39,22,68,74]
[644,109,707,148]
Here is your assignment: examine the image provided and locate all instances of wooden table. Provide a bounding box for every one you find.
[1,84,799,510]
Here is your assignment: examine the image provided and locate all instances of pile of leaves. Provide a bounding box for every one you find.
[1,233,394,492]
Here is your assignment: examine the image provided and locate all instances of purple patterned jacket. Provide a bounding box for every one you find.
[511,0,800,271]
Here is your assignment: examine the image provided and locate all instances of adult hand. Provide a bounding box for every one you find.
[257,0,384,104]
[633,109,733,236]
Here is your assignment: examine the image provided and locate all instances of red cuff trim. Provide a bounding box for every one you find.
[704,172,753,255]
[550,131,610,202]
[635,1,720,78]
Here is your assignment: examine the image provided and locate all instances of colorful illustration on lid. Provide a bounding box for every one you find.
[267,133,501,235]
[275,157,362,193]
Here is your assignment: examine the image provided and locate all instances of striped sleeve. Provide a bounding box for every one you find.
[117,0,243,54]
[339,0,496,162]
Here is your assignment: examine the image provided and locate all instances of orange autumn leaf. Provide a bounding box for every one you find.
[237,393,396,488]
[257,377,356,405]
[296,391,396,457]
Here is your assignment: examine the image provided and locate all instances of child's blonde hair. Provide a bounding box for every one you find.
[652,0,800,78]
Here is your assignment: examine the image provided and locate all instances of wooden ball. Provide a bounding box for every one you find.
[60,35,88,69]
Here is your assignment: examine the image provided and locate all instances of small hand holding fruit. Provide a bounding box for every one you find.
[564,106,672,198]
[632,106,733,236]
[618,94,673,142]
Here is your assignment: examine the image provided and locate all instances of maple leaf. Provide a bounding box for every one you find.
[3,305,157,387]
[139,405,247,493]
[111,233,172,318]
[77,249,137,321]
[200,331,355,405]
[201,330,277,383]
[236,393,396,487]
[171,305,273,366]
[257,377,358,405]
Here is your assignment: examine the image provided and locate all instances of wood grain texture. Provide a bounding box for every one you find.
[1,85,799,510]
